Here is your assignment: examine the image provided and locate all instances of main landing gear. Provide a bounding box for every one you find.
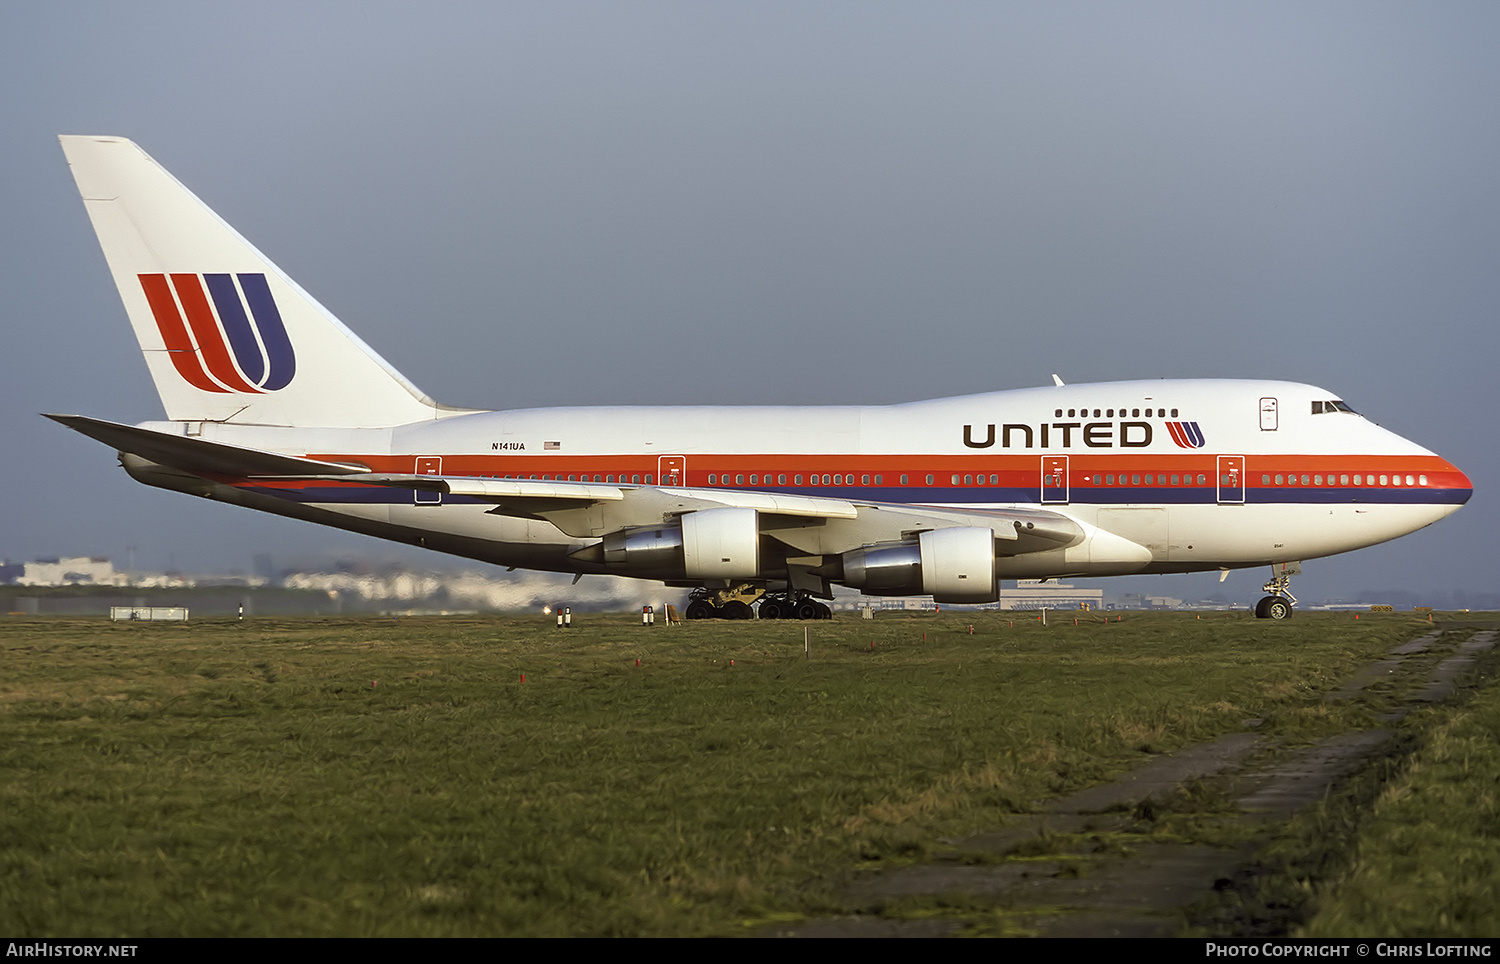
[1254,563,1300,620]
[683,587,832,620]
[756,592,832,621]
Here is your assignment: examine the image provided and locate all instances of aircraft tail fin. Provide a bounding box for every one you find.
[60,136,462,428]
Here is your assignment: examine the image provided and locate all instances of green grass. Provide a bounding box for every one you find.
[1300,655,1500,938]
[0,611,1433,936]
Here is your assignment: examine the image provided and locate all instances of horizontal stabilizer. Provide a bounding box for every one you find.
[46,414,367,478]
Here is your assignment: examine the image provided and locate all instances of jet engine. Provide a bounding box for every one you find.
[583,506,761,580]
[839,526,998,603]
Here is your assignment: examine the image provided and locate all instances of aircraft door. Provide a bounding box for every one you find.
[1260,397,1278,431]
[1217,455,1245,505]
[658,456,686,487]
[415,457,442,505]
[1041,455,1069,504]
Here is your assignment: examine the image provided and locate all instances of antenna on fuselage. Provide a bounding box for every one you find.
[1051,374,1065,387]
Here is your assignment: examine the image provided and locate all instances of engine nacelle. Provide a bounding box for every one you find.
[840,526,998,603]
[681,507,760,579]
[589,507,761,580]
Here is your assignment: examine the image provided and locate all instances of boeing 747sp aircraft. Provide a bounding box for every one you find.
[52,136,1472,619]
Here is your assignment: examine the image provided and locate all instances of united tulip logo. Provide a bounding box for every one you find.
[138,273,295,392]
[1165,421,1206,448]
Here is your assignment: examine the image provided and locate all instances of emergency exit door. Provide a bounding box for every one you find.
[1217,455,1245,504]
[657,456,686,487]
[415,457,442,504]
[1041,455,1069,504]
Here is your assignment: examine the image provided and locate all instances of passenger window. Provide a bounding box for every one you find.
[645,475,653,484]
[952,474,961,485]
[1419,475,1427,486]
[779,474,787,485]
[1196,474,1206,485]
[794,474,803,485]
[1106,474,1115,485]
[900,474,908,485]
[964,474,973,485]
[925,474,934,485]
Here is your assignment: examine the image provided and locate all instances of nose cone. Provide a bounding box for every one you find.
[1452,463,1474,505]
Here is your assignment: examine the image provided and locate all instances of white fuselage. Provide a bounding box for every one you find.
[144,378,1470,580]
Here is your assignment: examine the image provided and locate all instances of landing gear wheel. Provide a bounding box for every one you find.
[794,599,822,620]
[758,599,783,620]
[815,602,832,619]
[721,600,753,620]
[1256,564,1300,620]
[685,600,717,620]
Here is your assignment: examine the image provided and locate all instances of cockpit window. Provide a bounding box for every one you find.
[1312,399,1358,415]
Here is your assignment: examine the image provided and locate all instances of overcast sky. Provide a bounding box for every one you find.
[3,1,1496,602]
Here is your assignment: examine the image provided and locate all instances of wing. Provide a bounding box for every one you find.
[49,415,1101,601]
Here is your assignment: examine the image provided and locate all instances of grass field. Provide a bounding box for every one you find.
[1300,660,1500,938]
[0,610,1455,936]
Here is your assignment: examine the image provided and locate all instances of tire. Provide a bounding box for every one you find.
[1255,596,1272,618]
[758,599,782,619]
[816,602,832,619]
[1265,598,1293,620]
[685,600,716,620]
[721,600,752,620]
[794,600,821,620]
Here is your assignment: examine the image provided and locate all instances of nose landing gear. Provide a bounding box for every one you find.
[1254,562,1300,619]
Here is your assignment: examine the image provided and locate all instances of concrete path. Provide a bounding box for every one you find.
[765,625,1496,938]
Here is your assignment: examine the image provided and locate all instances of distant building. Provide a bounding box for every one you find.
[1000,580,1105,611]
[832,580,1105,612]
[18,556,126,587]
[12,555,199,588]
